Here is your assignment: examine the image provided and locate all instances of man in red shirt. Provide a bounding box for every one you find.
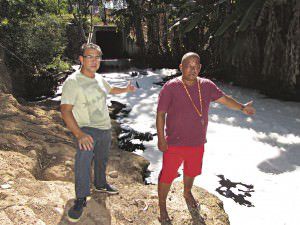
[156,52,255,222]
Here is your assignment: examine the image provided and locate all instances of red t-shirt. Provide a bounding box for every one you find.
[157,77,224,146]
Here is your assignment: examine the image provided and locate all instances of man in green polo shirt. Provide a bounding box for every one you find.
[61,43,136,222]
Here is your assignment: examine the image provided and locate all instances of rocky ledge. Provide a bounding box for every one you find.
[0,92,229,225]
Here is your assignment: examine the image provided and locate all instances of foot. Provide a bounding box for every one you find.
[158,214,172,224]
[67,197,87,222]
[184,192,200,209]
[95,183,119,195]
[158,208,172,224]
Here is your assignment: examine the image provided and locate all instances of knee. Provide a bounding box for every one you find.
[158,170,178,184]
[76,150,93,162]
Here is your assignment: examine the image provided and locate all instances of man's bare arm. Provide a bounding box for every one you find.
[216,95,255,115]
[109,81,136,94]
[60,104,94,150]
[156,111,168,152]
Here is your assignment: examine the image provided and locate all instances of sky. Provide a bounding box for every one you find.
[56,68,300,225]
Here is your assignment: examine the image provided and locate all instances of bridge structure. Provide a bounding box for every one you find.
[91,25,139,71]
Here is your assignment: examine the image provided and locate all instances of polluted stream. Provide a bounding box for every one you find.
[51,67,300,225]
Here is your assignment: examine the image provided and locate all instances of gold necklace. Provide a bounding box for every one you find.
[179,78,203,118]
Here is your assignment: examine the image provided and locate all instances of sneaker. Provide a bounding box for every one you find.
[67,197,87,222]
[95,184,119,194]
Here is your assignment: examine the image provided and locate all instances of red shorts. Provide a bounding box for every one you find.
[159,145,205,184]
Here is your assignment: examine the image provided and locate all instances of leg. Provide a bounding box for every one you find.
[182,145,205,208]
[69,128,95,222]
[75,147,94,198]
[94,129,111,188]
[158,146,183,222]
[158,182,172,222]
[183,175,198,208]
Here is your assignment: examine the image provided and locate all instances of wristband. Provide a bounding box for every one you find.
[240,104,246,111]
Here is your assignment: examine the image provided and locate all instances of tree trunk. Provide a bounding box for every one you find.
[160,5,169,55]
[127,0,145,55]
[261,5,284,86]
[282,1,300,90]
[67,0,86,43]
[146,2,161,66]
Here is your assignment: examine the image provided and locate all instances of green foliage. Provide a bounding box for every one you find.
[46,55,71,72]
[0,0,71,98]
[0,0,70,72]
[1,0,38,22]
[169,1,220,37]
[5,14,67,71]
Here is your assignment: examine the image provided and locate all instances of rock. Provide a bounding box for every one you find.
[28,149,37,158]
[130,71,139,77]
[149,191,158,199]
[43,164,73,182]
[44,142,72,155]
[1,184,11,189]
[0,151,36,181]
[108,170,118,178]
[139,70,148,75]
[54,207,63,215]
[64,160,72,167]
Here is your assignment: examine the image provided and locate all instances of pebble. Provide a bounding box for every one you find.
[149,193,158,199]
[28,150,37,158]
[65,160,72,167]
[1,183,11,189]
[54,207,63,215]
[108,171,118,178]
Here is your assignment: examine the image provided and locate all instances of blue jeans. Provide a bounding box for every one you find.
[75,127,111,198]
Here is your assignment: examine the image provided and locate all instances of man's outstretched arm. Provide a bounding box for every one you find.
[109,81,136,94]
[216,95,256,115]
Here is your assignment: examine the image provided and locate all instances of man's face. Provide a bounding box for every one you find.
[180,57,201,82]
[79,48,101,73]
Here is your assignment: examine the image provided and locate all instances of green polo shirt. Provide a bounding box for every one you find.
[61,70,112,129]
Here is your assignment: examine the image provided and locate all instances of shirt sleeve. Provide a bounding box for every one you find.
[208,80,225,101]
[157,81,173,113]
[60,79,78,105]
[101,77,112,93]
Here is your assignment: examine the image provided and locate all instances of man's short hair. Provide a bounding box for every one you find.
[80,43,102,56]
[181,52,200,64]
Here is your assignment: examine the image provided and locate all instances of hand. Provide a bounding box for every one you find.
[242,100,256,115]
[158,137,168,152]
[77,132,94,151]
[126,81,137,93]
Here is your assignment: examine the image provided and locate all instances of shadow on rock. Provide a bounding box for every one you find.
[58,193,111,225]
[187,205,206,225]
